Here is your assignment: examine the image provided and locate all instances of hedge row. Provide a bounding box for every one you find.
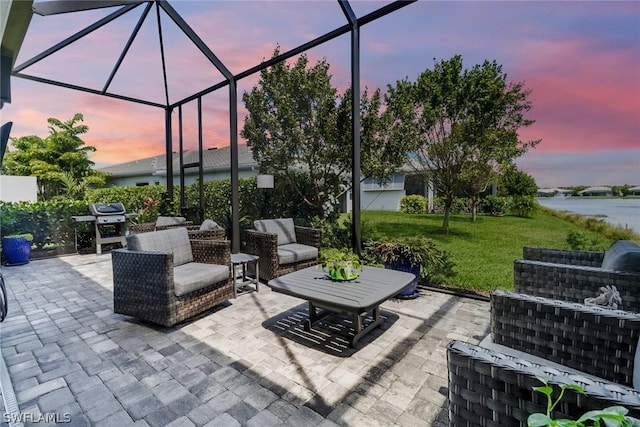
[1,172,319,251]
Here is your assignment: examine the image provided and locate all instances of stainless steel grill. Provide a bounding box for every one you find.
[73,203,137,255]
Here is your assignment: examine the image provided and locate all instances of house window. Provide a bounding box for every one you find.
[363,174,404,191]
[135,182,149,187]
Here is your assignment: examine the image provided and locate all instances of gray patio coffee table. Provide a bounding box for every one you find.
[267,265,416,346]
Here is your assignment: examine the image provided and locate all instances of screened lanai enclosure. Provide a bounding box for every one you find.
[2,0,416,252]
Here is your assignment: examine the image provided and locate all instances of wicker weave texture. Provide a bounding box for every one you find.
[244,225,321,281]
[491,290,640,387]
[112,238,233,327]
[523,247,605,267]
[447,340,640,427]
[514,260,640,310]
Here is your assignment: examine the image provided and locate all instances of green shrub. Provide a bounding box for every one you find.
[566,230,604,251]
[400,195,426,214]
[509,195,539,218]
[480,195,509,216]
[433,196,468,214]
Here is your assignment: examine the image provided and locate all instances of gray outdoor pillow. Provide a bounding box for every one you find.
[254,218,297,245]
[601,240,640,272]
[199,219,223,231]
[156,216,186,227]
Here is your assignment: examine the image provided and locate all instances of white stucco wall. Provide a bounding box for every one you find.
[361,189,405,211]
[0,175,37,202]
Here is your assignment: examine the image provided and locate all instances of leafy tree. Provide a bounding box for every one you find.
[2,113,105,200]
[388,55,540,233]
[500,164,538,197]
[241,49,412,220]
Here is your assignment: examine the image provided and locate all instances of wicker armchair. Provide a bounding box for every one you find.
[112,227,233,327]
[448,290,640,426]
[515,243,640,311]
[244,218,321,281]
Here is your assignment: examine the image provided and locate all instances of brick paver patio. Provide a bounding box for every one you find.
[0,254,490,426]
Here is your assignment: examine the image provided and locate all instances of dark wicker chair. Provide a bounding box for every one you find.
[448,290,640,426]
[448,340,640,426]
[112,228,233,327]
[244,218,321,281]
[515,246,640,311]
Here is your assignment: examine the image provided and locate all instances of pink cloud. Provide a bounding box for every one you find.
[512,37,639,153]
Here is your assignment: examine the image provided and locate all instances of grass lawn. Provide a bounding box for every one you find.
[361,210,617,295]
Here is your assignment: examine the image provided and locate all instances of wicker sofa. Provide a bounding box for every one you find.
[244,218,321,281]
[515,241,640,311]
[112,227,233,327]
[448,290,640,426]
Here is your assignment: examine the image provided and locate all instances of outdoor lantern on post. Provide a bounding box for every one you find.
[256,174,274,218]
[256,174,274,189]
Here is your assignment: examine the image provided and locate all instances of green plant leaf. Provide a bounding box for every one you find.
[533,385,553,398]
[528,413,552,426]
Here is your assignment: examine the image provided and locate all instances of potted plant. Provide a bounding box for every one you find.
[2,233,34,265]
[319,248,363,281]
[370,237,429,298]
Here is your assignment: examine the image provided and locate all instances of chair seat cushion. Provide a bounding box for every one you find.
[126,228,193,266]
[254,218,297,245]
[278,243,318,265]
[601,240,640,272]
[173,262,229,297]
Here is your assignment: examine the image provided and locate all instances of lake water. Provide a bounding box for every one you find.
[537,197,640,233]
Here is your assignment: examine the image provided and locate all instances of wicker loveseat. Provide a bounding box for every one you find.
[448,290,640,426]
[244,218,321,281]
[129,216,225,241]
[515,240,640,311]
[112,227,233,327]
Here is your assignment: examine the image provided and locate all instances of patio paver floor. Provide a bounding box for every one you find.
[0,253,490,426]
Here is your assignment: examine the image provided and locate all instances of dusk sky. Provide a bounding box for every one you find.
[3,0,639,188]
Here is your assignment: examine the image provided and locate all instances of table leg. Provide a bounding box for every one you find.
[255,261,259,292]
[351,306,383,347]
[232,264,238,298]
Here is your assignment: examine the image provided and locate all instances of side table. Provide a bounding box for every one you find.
[230,253,259,297]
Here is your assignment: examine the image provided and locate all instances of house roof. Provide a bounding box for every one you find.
[98,144,257,178]
[579,186,612,193]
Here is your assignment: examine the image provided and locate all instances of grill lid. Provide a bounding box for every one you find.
[90,203,126,216]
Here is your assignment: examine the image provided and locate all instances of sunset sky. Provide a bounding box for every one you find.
[3,0,639,188]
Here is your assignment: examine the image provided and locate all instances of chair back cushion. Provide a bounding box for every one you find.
[254,218,297,245]
[601,240,640,272]
[126,228,194,266]
[156,216,187,227]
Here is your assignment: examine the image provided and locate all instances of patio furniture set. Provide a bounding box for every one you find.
[111,214,640,424]
[111,216,414,345]
[447,240,640,426]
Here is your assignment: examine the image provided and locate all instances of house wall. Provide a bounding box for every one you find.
[0,175,37,202]
[361,188,405,211]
